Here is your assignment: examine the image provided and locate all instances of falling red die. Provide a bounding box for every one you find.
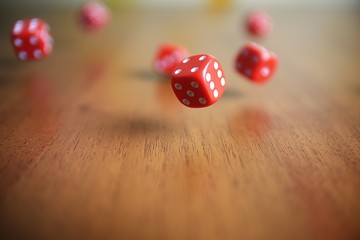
[171,54,226,108]
[153,44,189,76]
[246,10,272,37]
[235,42,278,84]
[78,1,110,32]
[11,18,53,61]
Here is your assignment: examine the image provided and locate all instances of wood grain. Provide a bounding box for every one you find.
[0,6,359,240]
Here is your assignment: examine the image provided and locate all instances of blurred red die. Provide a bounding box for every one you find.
[153,44,189,76]
[11,18,53,61]
[79,1,110,32]
[246,11,272,37]
[171,54,226,108]
[235,42,278,84]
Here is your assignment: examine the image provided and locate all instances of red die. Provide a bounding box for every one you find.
[246,11,272,37]
[235,42,278,84]
[79,1,110,32]
[153,44,189,76]
[171,54,226,108]
[11,18,53,61]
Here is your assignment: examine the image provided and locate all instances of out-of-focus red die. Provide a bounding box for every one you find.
[153,44,189,76]
[79,1,110,32]
[235,42,278,84]
[11,18,53,61]
[246,10,272,37]
[171,54,226,108]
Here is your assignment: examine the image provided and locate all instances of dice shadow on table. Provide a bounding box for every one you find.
[221,88,243,99]
[122,117,174,134]
[127,69,170,82]
[105,116,176,137]
[78,105,176,137]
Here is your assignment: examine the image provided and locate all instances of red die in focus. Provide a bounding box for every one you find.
[171,54,226,108]
[246,11,272,37]
[79,1,110,32]
[11,18,53,61]
[153,44,189,76]
[235,42,278,84]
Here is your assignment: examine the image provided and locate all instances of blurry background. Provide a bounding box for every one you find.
[0,0,358,8]
[0,0,359,239]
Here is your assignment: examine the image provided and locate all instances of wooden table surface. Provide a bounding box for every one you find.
[0,6,359,240]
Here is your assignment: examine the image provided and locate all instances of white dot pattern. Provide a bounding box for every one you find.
[199,55,207,61]
[261,67,270,77]
[183,58,190,63]
[14,38,22,47]
[210,81,215,90]
[183,99,190,105]
[214,62,219,70]
[221,78,226,86]
[33,49,42,59]
[174,83,182,90]
[28,19,39,32]
[206,73,211,82]
[191,82,199,88]
[217,70,222,78]
[18,51,27,61]
[13,21,24,34]
[262,51,270,60]
[187,90,194,97]
[174,69,182,75]
[191,67,199,73]
[199,98,206,104]
[213,89,219,98]
[29,36,38,45]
